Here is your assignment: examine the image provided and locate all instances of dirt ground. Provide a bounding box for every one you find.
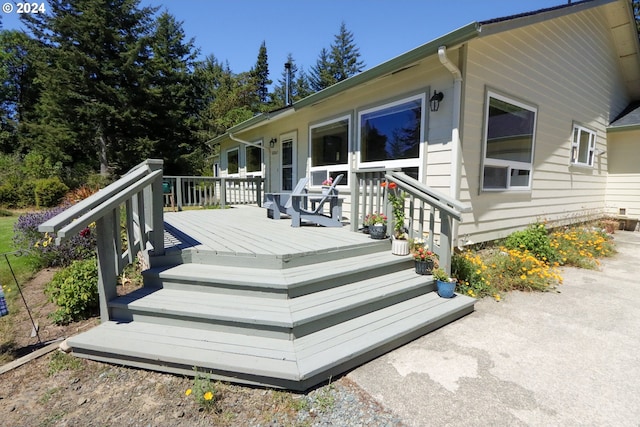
[0,270,398,427]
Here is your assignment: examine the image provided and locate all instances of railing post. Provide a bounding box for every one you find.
[350,171,359,232]
[440,212,453,275]
[147,160,165,257]
[176,177,183,211]
[220,178,227,208]
[255,177,263,207]
[96,212,118,322]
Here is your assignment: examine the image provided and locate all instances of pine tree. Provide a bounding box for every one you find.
[270,54,312,108]
[329,21,365,82]
[21,0,160,177]
[252,41,271,109]
[309,48,336,92]
[145,11,201,174]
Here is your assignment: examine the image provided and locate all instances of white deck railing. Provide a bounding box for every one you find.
[351,169,471,273]
[162,176,264,210]
[39,159,165,322]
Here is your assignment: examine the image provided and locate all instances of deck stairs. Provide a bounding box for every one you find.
[67,232,475,391]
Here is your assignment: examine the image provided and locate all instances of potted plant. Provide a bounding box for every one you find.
[383,181,409,255]
[364,212,387,239]
[412,246,438,275]
[321,177,333,195]
[432,268,457,298]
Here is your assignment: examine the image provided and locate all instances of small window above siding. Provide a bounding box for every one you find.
[570,125,596,167]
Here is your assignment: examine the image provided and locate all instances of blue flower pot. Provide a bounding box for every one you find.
[436,280,456,298]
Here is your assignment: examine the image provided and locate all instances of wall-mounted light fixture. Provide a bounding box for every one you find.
[429,90,444,112]
[269,138,277,148]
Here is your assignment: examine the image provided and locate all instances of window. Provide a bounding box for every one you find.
[246,141,263,174]
[570,125,596,167]
[310,116,349,186]
[359,95,424,167]
[482,92,537,190]
[226,148,239,175]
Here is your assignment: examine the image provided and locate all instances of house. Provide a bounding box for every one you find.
[213,0,640,242]
[43,0,640,391]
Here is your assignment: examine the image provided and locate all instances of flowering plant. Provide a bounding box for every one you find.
[381,181,407,239]
[322,177,333,186]
[413,246,438,264]
[432,267,456,283]
[364,212,387,226]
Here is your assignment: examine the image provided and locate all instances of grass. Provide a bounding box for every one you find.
[0,213,40,365]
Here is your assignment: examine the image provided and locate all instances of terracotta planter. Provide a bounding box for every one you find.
[391,238,409,255]
[414,259,435,275]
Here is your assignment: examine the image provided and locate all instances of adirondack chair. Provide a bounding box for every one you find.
[264,177,309,219]
[289,174,344,228]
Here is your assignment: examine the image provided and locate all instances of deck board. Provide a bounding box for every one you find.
[163,206,372,257]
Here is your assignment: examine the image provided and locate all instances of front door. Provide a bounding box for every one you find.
[280,132,296,191]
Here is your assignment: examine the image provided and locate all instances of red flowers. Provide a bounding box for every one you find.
[380,181,397,189]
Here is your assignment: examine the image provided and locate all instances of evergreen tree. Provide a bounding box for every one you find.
[271,54,312,108]
[20,0,161,177]
[251,41,271,108]
[329,21,365,82]
[309,47,336,92]
[145,11,201,174]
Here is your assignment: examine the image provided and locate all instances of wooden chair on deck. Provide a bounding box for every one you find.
[264,177,309,219]
[289,174,344,228]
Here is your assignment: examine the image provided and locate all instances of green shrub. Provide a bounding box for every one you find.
[503,222,558,263]
[34,177,69,208]
[45,258,99,324]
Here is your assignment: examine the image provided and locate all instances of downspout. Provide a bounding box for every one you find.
[438,46,463,245]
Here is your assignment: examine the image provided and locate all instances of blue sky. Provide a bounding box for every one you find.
[2,0,565,75]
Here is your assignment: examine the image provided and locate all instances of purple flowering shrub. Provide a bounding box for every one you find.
[13,204,97,268]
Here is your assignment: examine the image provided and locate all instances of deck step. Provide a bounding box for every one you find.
[110,269,435,338]
[69,292,475,390]
[143,250,414,298]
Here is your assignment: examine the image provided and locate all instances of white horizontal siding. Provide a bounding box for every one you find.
[459,4,630,242]
[606,130,640,217]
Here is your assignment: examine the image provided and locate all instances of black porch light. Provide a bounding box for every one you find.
[429,90,444,112]
[269,138,277,148]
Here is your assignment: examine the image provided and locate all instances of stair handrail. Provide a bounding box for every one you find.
[39,159,165,321]
[384,171,471,273]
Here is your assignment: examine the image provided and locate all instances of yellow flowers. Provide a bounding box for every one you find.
[203,391,213,401]
[185,389,192,396]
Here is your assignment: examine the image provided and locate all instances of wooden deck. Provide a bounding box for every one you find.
[67,205,476,390]
[159,205,385,268]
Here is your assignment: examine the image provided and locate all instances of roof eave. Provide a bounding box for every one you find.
[477,0,617,37]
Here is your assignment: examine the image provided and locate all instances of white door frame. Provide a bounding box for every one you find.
[280,131,297,191]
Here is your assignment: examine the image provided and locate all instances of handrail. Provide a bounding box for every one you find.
[38,159,165,322]
[385,171,470,273]
[385,171,471,222]
[352,169,471,274]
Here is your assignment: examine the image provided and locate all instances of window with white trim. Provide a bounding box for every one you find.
[482,92,537,191]
[570,125,596,167]
[358,94,424,171]
[226,148,239,175]
[309,116,349,187]
[245,141,263,176]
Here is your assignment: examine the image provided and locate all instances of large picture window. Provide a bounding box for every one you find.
[482,92,537,190]
[359,96,423,166]
[570,125,596,167]
[309,116,349,187]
